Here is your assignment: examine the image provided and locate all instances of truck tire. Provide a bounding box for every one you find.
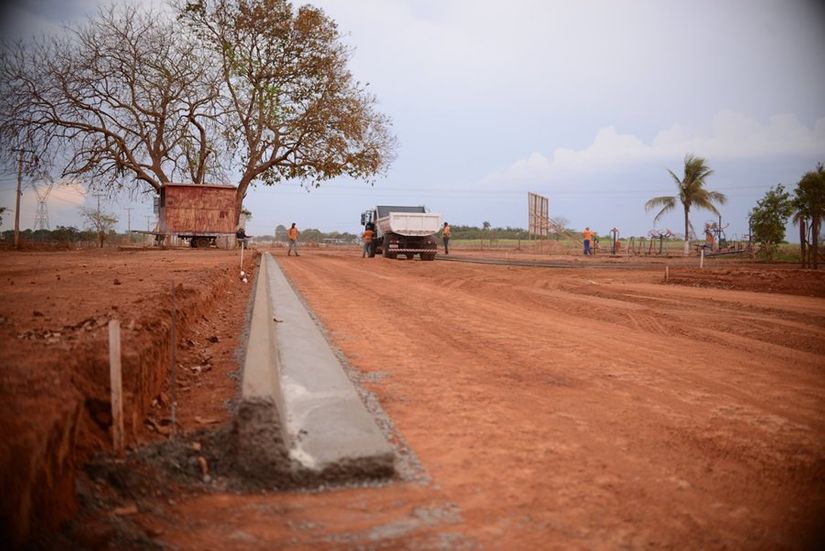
[383,235,397,259]
[405,253,415,260]
[422,252,436,261]
[192,237,211,248]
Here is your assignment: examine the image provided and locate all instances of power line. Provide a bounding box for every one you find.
[250,181,782,198]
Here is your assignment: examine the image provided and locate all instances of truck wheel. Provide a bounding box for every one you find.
[422,253,436,261]
[405,253,415,260]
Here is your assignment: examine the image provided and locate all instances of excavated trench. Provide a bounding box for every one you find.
[2,250,399,547]
[2,255,253,545]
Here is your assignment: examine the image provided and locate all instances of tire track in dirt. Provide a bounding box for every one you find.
[232,255,825,547]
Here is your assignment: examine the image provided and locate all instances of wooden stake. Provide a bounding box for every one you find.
[665,265,669,282]
[240,241,245,271]
[700,248,705,269]
[108,320,124,455]
[170,281,177,437]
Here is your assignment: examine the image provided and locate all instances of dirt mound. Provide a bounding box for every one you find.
[668,266,825,297]
[0,249,257,546]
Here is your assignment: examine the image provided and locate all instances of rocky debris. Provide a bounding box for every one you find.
[16,313,120,344]
[111,504,138,516]
[196,456,210,482]
[144,417,172,436]
[190,364,212,375]
[227,399,293,488]
[70,316,110,332]
[17,328,63,343]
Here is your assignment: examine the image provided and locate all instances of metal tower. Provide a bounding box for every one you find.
[32,175,55,231]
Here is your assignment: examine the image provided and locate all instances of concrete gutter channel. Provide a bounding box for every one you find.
[236,252,394,485]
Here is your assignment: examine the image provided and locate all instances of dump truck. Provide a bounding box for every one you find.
[361,205,442,260]
[155,183,238,247]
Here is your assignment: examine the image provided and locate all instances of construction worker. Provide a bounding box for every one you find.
[235,225,249,247]
[704,223,716,250]
[582,226,593,255]
[287,222,300,256]
[362,224,375,257]
[442,222,451,255]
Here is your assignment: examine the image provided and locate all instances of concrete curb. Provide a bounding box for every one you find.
[239,252,394,480]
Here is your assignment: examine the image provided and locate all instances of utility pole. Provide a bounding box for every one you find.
[11,148,32,250]
[14,149,23,250]
[125,207,133,243]
[93,193,105,247]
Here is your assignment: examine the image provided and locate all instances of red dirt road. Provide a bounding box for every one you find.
[160,251,825,549]
[3,248,824,548]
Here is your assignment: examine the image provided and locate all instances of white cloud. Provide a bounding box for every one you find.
[487,112,825,184]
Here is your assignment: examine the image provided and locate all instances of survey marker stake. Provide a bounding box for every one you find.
[170,281,177,437]
[108,319,124,456]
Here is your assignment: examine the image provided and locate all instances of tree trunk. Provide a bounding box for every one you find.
[233,192,243,228]
[813,218,820,270]
[233,180,251,228]
[683,207,690,256]
[800,218,808,269]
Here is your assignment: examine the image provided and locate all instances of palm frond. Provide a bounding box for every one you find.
[705,190,727,205]
[645,195,676,223]
[667,168,681,186]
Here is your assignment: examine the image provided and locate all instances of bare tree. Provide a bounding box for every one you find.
[178,0,397,222]
[0,6,225,196]
[548,216,570,235]
[79,206,118,247]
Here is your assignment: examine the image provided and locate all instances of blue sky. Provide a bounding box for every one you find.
[1,0,824,240]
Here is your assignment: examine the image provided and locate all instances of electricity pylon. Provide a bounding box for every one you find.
[32,174,55,231]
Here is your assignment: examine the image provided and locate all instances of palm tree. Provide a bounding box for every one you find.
[793,163,825,269]
[645,154,727,256]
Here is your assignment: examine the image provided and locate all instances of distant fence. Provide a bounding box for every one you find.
[449,237,751,257]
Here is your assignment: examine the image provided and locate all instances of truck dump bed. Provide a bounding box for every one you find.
[375,205,442,237]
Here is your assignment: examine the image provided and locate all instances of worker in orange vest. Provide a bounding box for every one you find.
[362,224,375,257]
[287,223,300,256]
[582,226,593,256]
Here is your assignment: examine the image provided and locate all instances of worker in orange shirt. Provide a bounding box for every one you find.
[287,222,300,256]
[442,222,451,255]
[582,226,593,256]
[362,224,375,257]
